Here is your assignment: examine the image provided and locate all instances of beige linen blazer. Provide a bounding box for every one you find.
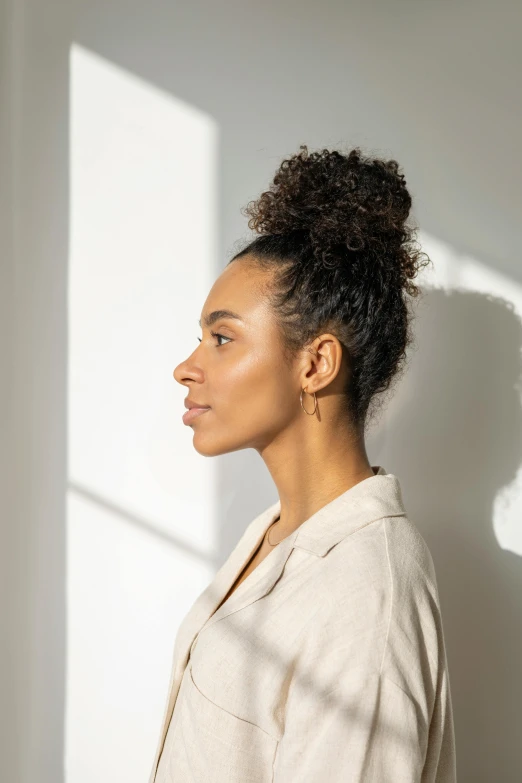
[148,466,457,782]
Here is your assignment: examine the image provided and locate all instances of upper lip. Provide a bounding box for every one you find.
[184,398,211,410]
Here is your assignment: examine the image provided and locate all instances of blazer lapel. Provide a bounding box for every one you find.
[195,523,299,633]
[148,500,282,783]
[177,500,283,659]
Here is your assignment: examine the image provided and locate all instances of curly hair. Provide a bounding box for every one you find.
[230,144,431,429]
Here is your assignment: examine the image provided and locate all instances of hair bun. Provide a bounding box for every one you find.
[242,144,415,275]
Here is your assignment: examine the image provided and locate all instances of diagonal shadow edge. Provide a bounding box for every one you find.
[68,480,218,567]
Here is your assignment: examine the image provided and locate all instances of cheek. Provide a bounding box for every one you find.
[191,351,297,455]
[217,351,295,422]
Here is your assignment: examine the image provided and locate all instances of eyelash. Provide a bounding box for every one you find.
[197,330,231,347]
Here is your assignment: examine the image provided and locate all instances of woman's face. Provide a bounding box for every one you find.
[173,257,303,457]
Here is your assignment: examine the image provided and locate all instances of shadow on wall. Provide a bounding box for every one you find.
[393,286,522,780]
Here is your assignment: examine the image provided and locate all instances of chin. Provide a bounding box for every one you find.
[192,435,227,458]
[192,433,247,458]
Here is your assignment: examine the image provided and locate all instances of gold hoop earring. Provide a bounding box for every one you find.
[300,387,317,415]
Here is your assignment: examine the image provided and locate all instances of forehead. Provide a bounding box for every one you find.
[200,259,273,327]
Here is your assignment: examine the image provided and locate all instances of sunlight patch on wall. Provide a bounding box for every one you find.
[67,42,219,783]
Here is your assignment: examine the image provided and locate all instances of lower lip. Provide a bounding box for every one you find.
[182,407,211,425]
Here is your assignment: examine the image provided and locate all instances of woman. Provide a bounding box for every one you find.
[149,145,457,782]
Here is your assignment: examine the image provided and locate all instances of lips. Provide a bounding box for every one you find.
[182,407,211,425]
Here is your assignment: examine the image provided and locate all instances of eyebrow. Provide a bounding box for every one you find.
[198,309,243,329]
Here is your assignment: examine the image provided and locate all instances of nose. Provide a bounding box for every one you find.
[173,346,203,386]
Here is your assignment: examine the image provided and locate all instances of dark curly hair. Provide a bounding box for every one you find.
[229,144,431,429]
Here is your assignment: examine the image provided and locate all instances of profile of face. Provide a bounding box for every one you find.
[173,256,315,457]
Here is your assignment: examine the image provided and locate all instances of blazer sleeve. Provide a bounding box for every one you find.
[272,663,427,782]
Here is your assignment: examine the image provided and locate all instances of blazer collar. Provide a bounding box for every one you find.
[245,465,406,556]
[291,465,406,556]
[195,465,406,633]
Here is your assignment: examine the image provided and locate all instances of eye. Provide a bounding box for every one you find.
[197,330,231,347]
[210,330,232,347]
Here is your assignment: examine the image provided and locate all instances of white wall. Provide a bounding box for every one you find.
[1,0,522,780]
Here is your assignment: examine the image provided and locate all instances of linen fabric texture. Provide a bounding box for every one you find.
[149,466,457,782]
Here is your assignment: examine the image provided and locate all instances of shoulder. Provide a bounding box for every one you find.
[314,514,446,663]
[314,514,448,698]
[321,514,440,608]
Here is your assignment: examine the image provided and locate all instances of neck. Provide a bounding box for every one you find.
[258,417,374,539]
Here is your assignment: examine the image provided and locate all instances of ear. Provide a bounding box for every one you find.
[298,333,345,395]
